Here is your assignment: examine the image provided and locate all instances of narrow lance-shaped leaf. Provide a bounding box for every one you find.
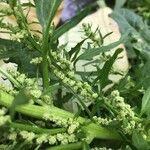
[52,7,92,41]
[69,39,86,59]
[77,31,129,60]
[34,0,62,29]
[93,48,123,89]
[141,87,150,116]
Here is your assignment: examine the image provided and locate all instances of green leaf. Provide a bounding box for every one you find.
[141,87,150,115]
[93,48,123,89]
[0,38,40,77]
[0,38,21,59]
[69,39,86,60]
[111,8,150,60]
[77,32,129,60]
[10,88,30,119]
[9,0,17,8]
[52,7,91,41]
[132,131,150,150]
[34,0,62,29]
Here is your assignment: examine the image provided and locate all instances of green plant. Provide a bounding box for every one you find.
[0,0,150,149]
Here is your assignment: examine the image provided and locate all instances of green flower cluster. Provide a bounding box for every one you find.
[52,67,98,103]
[93,116,112,126]
[82,23,102,47]
[0,107,10,126]
[51,51,73,72]
[110,90,143,134]
[7,70,52,105]
[43,113,79,133]
[8,129,77,146]
[30,57,43,65]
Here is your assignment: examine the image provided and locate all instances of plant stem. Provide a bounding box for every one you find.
[97,0,107,8]
[0,90,121,141]
[10,122,66,134]
[46,142,82,150]
[42,54,49,90]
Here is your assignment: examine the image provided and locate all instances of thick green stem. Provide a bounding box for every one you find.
[0,90,121,141]
[42,54,49,90]
[46,142,82,150]
[10,122,66,134]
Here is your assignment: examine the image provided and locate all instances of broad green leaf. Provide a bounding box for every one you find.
[141,87,150,115]
[77,32,129,60]
[34,0,62,29]
[93,48,123,89]
[52,7,91,41]
[132,131,150,150]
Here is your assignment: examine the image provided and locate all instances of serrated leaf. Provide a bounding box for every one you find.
[52,7,91,41]
[34,0,62,29]
[141,87,150,115]
[0,38,40,77]
[77,32,129,60]
[0,38,21,59]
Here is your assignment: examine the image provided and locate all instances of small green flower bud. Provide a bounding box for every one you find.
[92,93,98,99]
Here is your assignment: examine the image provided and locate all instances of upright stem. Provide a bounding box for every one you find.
[42,28,50,90]
[42,53,49,90]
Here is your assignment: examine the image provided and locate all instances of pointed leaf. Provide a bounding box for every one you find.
[69,39,86,59]
[77,31,129,60]
[141,87,150,115]
[34,0,62,29]
[93,48,123,89]
[52,7,91,41]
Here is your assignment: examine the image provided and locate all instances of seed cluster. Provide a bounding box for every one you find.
[43,113,79,134]
[82,23,102,47]
[93,116,112,126]
[7,70,52,105]
[110,90,143,134]
[0,107,10,126]
[30,57,43,65]
[52,67,98,103]
[8,129,77,146]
